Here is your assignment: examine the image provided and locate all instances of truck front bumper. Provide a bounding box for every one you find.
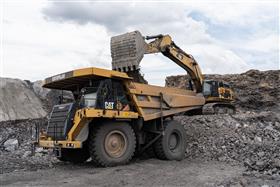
[39,140,82,149]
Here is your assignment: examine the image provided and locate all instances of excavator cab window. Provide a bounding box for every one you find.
[202,81,211,96]
[211,81,219,97]
[203,80,219,97]
[224,83,230,88]
[218,82,224,87]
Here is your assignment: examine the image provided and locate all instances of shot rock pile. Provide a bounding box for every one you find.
[166,69,280,176]
[176,111,280,175]
[0,118,58,174]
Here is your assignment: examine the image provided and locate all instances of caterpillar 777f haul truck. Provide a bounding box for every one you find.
[38,31,235,166]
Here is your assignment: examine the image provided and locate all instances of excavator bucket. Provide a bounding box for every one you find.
[111,31,146,72]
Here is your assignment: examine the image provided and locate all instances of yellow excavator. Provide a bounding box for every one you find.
[111,31,235,114]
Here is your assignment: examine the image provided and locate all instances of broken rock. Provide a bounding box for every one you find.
[4,138,19,151]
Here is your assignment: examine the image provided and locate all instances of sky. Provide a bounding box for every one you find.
[1,0,279,86]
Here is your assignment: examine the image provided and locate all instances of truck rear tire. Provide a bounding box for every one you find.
[88,122,136,167]
[58,146,90,164]
[154,120,187,161]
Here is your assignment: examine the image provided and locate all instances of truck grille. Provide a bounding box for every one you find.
[47,103,75,140]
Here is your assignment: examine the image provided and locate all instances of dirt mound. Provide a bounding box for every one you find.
[0,78,74,121]
[0,118,58,173]
[30,80,73,113]
[177,111,280,175]
[166,69,280,112]
[0,78,47,121]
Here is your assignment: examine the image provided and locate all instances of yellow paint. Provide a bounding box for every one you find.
[43,67,132,89]
[67,108,139,141]
[39,140,82,148]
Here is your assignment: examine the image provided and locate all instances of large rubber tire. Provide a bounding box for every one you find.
[154,120,187,161]
[57,146,90,164]
[88,122,136,167]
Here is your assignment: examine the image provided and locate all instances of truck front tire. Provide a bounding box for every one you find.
[88,122,136,167]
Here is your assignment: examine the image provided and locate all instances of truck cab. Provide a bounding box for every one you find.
[46,78,131,142]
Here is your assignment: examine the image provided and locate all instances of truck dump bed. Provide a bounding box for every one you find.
[126,81,205,121]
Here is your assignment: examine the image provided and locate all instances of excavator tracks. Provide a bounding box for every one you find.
[202,103,235,115]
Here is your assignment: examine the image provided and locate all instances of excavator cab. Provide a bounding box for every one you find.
[202,80,234,101]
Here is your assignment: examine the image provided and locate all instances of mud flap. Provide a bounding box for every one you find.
[54,146,62,158]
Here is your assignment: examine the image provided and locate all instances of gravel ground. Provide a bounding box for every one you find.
[1,158,280,187]
[0,111,280,186]
[177,111,280,176]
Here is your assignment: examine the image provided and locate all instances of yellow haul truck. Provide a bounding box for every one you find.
[39,67,205,166]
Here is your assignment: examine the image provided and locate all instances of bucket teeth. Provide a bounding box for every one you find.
[111,30,145,72]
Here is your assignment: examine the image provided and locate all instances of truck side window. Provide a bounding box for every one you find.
[79,81,100,108]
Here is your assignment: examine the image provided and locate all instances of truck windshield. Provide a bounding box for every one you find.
[80,86,99,108]
[84,92,97,107]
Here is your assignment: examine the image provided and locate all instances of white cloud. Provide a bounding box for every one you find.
[189,1,278,26]
[188,44,249,74]
[2,1,112,80]
[242,34,279,53]
[1,0,278,86]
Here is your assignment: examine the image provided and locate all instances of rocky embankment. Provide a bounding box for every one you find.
[166,69,280,112]
[0,79,73,121]
[0,78,47,121]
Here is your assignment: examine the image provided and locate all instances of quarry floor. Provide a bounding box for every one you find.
[1,158,279,187]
